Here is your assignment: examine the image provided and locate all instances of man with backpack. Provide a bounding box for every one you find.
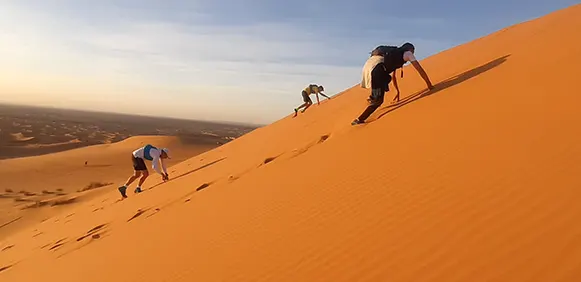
[352,42,434,125]
[293,84,331,117]
[117,144,171,198]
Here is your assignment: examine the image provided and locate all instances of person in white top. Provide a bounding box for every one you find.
[118,144,171,198]
[353,42,434,125]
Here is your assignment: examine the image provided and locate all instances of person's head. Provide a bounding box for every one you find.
[160,148,171,159]
[400,42,415,53]
[317,85,324,92]
[370,45,389,57]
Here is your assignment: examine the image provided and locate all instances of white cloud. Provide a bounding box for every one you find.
[0,2,451,124]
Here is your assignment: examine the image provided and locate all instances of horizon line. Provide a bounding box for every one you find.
[0,102,265,128]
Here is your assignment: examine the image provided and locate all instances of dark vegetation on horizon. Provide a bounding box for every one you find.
[0,104,257,160]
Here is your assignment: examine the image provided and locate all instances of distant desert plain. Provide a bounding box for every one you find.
[0,103,256,238]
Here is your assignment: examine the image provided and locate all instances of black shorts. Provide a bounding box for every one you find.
[132,156,147,171]
[301,90,312,103]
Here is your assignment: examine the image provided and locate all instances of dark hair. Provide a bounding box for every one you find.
[401,42,415,52]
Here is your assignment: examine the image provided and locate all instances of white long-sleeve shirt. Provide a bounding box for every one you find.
[132,146,167,175]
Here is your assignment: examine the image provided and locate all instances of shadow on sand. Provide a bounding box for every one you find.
[147,157,227,190]
[374,54,510,120]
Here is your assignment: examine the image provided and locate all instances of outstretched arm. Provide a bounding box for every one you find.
[160,159,169,180]
[152,157,169,181]
[319,92,331,99]
[392,70,400,102]
[151,156,163,175]
[411,61,434,90]
[161,159,168,175]
[316,93,320,105]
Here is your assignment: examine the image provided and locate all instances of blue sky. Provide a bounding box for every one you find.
[0,0,577,125]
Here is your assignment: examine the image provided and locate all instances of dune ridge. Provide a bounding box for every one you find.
[2,4,581,281]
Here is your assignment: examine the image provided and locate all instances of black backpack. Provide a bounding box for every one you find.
[371,45,407,77]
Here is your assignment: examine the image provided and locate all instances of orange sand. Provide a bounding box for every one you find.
[0,135,209,195]
[1,4,581,281]
[0,136,212,238]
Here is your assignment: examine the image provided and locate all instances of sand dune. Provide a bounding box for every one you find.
[2,4,581,281]
[0,135,204,195]
[0,135,214,238]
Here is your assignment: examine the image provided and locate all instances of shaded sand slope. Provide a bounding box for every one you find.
[2,4,581,281]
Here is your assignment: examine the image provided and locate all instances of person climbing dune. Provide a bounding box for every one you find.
[293,84,331,117]
[118,144,171,198]
[352,42,434,125]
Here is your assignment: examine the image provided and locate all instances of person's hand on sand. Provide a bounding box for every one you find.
[162,173,169,181]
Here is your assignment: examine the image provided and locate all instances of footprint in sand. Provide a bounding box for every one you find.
[42,237,67,251]
[0,264,13,273]
[1,245,15,252]
[257,155,280,168]
[145,208,162,218]
[263,157,277,164]
[292,134,332,158]
[196,183,211,191]
[77,224,107,242]
[49,242,65,251]
[127,209,149,222]
[86,224,106,234]
[228,175,240,182]
[50,224,110,259]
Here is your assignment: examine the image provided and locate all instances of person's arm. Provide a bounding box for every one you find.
[410,60,434,90]
[319,92,331,99]
[161,159,167,174]
[316,93,320,105]
[160,158,169,180]
[392,70,400,102]
[150,149,166,178]
[151,155,163,175]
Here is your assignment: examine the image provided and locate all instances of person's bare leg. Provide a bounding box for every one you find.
[119,171,141,198]
[301,102,312,113]
[294,103,308,117]
[124,171,142,186]
[137,171,149,187]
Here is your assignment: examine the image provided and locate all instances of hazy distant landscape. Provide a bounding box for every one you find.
[0,104,257,160]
